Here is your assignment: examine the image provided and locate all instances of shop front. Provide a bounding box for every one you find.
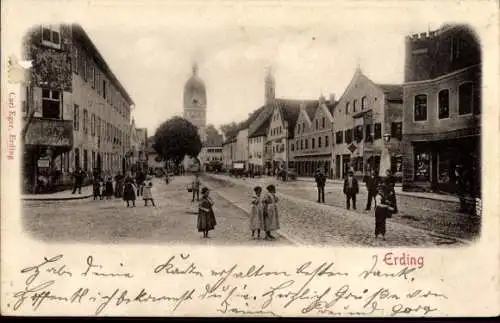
[294,154,332,178]
[23,118,73,193]
[408,136,480,194]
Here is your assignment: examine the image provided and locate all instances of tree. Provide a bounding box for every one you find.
[206,124,220,137]
[153,116,202,165]
[219,122,239,138]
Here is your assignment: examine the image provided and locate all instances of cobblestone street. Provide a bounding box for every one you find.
[22,176,291,246]
[202,174,474,247]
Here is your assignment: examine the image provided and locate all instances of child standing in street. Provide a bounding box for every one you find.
[250,186,264,239]
[192,174,201,202]
[143,180,156,207]
[374,185,396,240]
[262,184,280,240]
[198,187,216,238]
[123,178,137,207]
[92,177,102,200]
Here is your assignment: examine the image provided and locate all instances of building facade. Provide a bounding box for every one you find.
[22,24,134,192]
[289,96,335,178]
[402,25,481,194]
[222,136,237,170]
[331,68,403,180]
[129,119,148,172]
[199,130,223,172]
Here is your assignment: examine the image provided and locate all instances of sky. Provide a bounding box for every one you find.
[4,0,496,135]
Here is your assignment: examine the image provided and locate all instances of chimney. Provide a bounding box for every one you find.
[329,93,336,103]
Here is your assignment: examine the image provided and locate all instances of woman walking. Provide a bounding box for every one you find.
[105,176,114,200]
[250,186,264,239]
[123,177,137,207]
[262,184,280,240]
[198,187,216,238]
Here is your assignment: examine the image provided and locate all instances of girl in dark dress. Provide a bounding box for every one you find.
[198,187,216,238]
[123,177,137,207]
[374,185,396,240]
[105,176,114,200]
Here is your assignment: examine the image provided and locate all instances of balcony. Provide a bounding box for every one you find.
[24,118,73,148]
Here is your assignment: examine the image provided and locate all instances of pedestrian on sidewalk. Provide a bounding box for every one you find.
[114,173,124,198]
[71,167,85,194]
[92,177,102,200]
[198,187,216,238]
[374,185,397,240]
[343,171,359,210]
[365,170,379,211]
[250,186,264,239]
[143,180,156,207]
[314,168,327,203]
[192,174,201,202]
[105,176,114,200]
[262,184,280,240]
[123,177,137,207]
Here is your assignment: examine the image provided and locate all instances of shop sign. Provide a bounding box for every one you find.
[37,158,50,168]
[348,143,357,153]
[25,119,73,147]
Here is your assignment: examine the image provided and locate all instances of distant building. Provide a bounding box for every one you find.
[331,68,403,180]
[21,24,134,192]
[222,134,237,171]
[199,130,223,171]
[289,96,336,178]
[402,24,481,194]
[129,118,148,173]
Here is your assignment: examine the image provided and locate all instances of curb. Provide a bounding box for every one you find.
[201,180,303,246]
[22,193,93,201]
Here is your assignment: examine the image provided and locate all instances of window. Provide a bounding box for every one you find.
[336,131,343,144]
[83,57,87,81]
[297,124,301,134]
[361,96,368,110]
[296,140,299,149]
[103,80,107,99]
[318,136,322,148]
[345,102,350,114]
[305,138,308,149]
[353,99,358,112]
[41,25,61,49]
[354,125,363,142]
[391,122,402,141]
[322,117,325,128]
[74,148,80,169]
[90,113,95,136]
[414,94,428,121]
[414,151,430,181]
[92,66,96,88]
[73,105,80,130]
[42,89,60,119]
[302,122,305,131]
[391,156,403,174]
[312,138,315,149]
[83,109,88,134]
[291,144,294,151]
[438,89,450,119]
[374,123,382,139]
[458,82,473,115]
[365,124,372,142]
[83,149,88,172]
[315,119,318,130]
[325,135,329,147]
[345,129,352,144]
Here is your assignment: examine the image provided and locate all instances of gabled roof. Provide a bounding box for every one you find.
[275,99,303,138]
[248,115,271,138]
[238,106,266,131]
[303,101,320,121]
[377,84,403,101]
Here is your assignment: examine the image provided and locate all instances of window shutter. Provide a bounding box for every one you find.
[63,91,72,120]
[33,87,43,117]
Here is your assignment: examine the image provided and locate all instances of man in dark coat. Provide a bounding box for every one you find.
[314,168,327,203]
[384,169,398,213]
[136,170,146,196]
[365,169,379,211]
[343,170,359,210]
[72,167,85,194]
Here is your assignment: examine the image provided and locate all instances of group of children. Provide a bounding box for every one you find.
[249,184,280,241]
[93,176,156,208]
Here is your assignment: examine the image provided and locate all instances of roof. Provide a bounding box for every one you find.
[72,24,134,105]
[248,115,271,138]
[275,99,303,138]
[238,106,266,131]
[303,100,320,120]
[377,84,403,101]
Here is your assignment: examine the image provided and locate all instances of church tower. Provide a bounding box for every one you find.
[183,63,207,142]
[264,67,275,105]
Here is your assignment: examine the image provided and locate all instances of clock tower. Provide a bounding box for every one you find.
[183,63,207,142]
